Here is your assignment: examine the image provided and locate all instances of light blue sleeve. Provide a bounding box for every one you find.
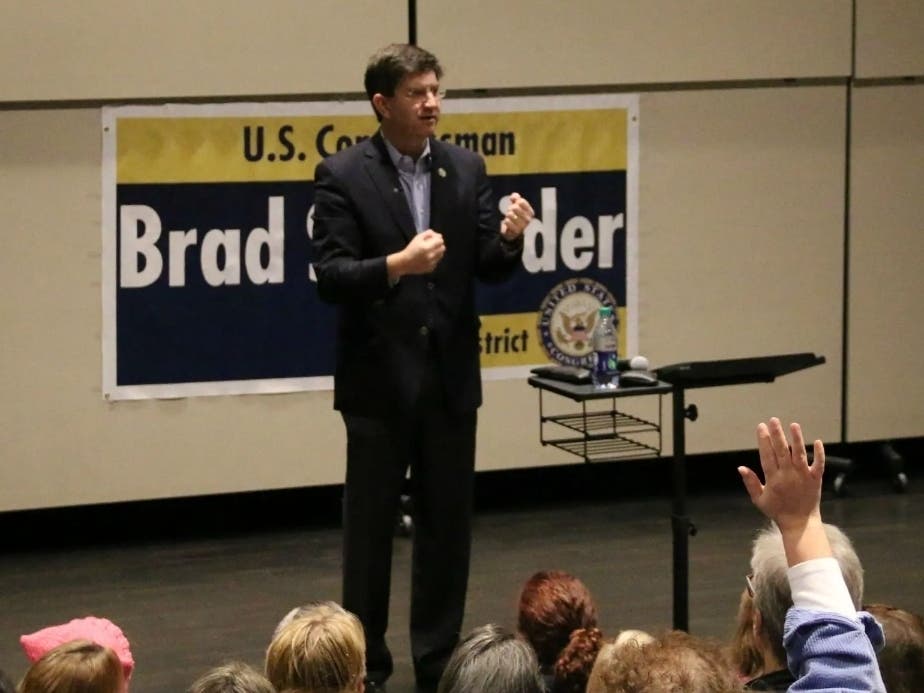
[784,608,885,693]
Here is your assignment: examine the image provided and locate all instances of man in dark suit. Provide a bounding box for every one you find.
[311,44,534,691]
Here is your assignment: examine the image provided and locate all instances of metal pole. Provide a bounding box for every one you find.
[671,385,690,631]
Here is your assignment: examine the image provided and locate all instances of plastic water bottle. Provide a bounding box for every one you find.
[591,306,619,389]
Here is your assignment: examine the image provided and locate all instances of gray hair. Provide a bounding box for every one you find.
[437,624,543,693]
[750,522,864,663]
[188,662,275,693]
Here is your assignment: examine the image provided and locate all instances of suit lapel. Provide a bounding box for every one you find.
[363,133,416,242]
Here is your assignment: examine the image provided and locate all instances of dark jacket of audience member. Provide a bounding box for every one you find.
[517,570,603,693]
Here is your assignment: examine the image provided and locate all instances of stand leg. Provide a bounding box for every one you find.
[671,387,690,631]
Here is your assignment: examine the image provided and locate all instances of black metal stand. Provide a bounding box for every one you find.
[658,351,825,631]
[529,352,826,632]
[670,385,698,631]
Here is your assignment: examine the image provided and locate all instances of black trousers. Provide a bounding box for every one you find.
[341,360,477,686]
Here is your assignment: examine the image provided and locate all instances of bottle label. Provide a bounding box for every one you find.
[594,350,619,381]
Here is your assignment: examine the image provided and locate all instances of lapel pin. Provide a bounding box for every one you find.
[437,167,447,178]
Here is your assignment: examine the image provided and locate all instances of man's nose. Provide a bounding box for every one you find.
[423,89,439,106]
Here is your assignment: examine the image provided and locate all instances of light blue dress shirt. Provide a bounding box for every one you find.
[383,136,431,234]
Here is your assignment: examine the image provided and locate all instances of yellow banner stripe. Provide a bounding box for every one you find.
[441,110,627,176]
[479,312,544,368]
[116,109,628,184]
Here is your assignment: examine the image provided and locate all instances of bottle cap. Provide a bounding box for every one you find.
[598,305,613,316]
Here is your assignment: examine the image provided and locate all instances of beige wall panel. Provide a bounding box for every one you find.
[0,108,345,512]
[847,85,924,441]
[0,86,850,510]
[856,0,924,78]
[639,86,846,455]
[419,0,851,89]
[0,1,404,102]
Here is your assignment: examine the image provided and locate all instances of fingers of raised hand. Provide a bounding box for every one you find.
[769,417,792,468]
[738,466,765,506]
[811,438,826,480]
[756,422,776,478]
[789,422,809,471]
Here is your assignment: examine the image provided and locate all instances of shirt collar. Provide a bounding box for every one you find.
[382,133,432,173]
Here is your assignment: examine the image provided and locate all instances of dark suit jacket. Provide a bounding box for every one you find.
[312,132,523,416]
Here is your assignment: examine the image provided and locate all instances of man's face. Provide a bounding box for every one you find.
[379,70,442,142]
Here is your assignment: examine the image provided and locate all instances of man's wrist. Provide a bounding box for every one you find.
[386,251,406,283]
[500,232,523,249]
[778,514,832,567]
[776,511,824,536]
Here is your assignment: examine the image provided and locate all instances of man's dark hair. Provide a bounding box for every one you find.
[364,43,443,121]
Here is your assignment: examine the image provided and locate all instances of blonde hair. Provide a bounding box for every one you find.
[265,602,365,693]
[18,640,124,693]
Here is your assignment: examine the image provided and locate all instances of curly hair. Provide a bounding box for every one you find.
[553,626,605,693]
[587,631,742,693]
[517,571,599,668]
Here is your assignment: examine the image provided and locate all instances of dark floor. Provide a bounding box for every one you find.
[0,447,920,693]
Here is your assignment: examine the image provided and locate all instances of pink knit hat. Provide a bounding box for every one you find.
[20,616,135,681]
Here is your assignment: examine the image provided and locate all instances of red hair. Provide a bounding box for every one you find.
[517,570,600,686]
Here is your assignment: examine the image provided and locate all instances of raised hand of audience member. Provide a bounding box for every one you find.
[739,417,886,692]
[738,417,831,566]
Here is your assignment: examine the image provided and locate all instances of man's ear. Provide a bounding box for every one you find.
[372,93,389,120]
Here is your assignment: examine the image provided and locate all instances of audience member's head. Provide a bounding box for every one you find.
[18,640,125,693]
[864,603,924,693]
[585,631,656,692]
[270,602,345,642]
[727,588,764,679]
[611,629,654,649]
[20,616,135,685]
[517,570,602,693]
[586,630,741,693]
[188,662,275,693]
[748,522,863,669]
[437,624,543,693]
[264,601,365,693]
